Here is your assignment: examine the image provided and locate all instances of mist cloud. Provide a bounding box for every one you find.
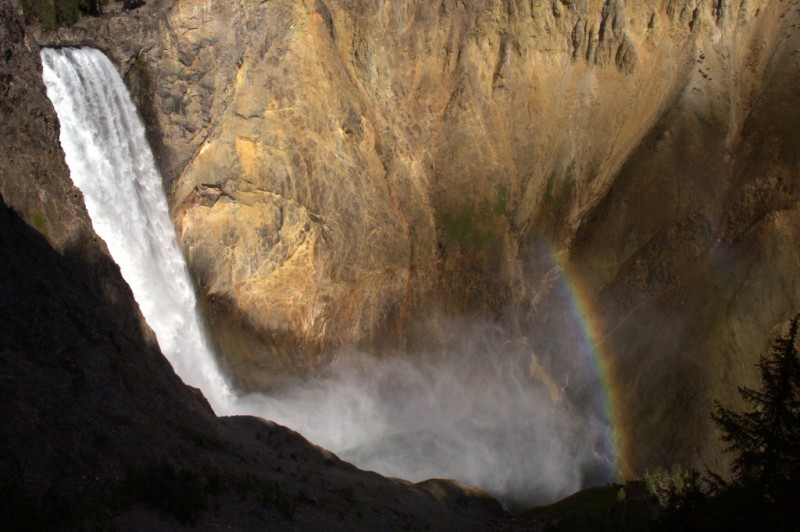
[238,320,614,511]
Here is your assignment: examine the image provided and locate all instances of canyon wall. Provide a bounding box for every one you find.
[1,1,506,526]
[35,0,800,475]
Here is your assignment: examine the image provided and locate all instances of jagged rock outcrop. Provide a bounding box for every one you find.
[1,1,510,527]
[33,0,800,476]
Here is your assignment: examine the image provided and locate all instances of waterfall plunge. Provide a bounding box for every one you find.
[41,47,614,510]
[40,47,234,412]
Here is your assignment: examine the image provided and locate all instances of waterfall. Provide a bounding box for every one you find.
[40,46,613,510]
[40,47,234,412]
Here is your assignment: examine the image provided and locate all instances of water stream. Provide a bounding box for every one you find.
[40,47,234,411]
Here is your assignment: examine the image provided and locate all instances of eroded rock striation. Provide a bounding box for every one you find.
[32,0,800,475]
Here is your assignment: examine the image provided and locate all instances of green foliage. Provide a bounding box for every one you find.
[30,211,46,233]
[440,185,508,252]
[711,313,800,516]
[19,0,106,31]
[660,315,800,531]
[20,0,53,29]
[132,53,151,85]
[644,464,694,508]
[540,161,578,227]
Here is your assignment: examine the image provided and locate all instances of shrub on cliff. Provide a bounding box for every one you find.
[644,464,696,509]
[19,0,106,30]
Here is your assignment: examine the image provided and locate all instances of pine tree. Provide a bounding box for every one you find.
[712,314,800,516]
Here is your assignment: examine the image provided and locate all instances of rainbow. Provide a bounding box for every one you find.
[538,242,633,481]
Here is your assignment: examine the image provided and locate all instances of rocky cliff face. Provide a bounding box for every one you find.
[1,0,509,527]
[34,0,800,476]
[569,1,800,473]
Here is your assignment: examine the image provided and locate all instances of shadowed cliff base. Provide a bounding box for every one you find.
[0,179,507,529]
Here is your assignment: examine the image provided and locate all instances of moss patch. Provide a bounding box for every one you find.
[132,53,151,86]
[440,185,508,252]
[31,211,47,233]
[543,161,577,218]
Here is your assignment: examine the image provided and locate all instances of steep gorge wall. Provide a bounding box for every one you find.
[35,0,800,475]
[165,0,725,373]
[0,2,507,527]
[571,1,800,472]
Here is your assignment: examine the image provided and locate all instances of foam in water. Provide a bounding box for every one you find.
[41,46,614,509]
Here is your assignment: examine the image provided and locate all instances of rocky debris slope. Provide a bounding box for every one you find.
[0,1,506,528]
[34,0,800,475]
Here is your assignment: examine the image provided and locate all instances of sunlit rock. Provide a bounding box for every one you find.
[34,0,800,479]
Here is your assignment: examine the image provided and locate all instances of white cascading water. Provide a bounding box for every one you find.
[40,47,234,412]
[41,46,614,510]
